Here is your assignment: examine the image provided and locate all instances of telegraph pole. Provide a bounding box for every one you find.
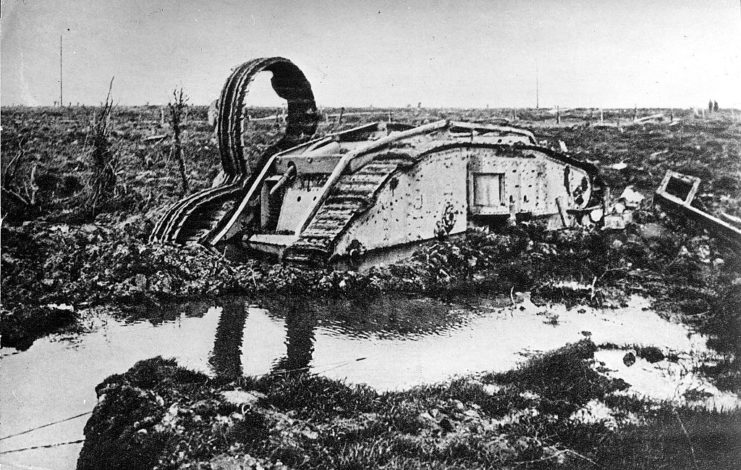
[59,34,63,107]
[535,61,539,109]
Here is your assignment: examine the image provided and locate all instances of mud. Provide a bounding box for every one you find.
[76,341,741,469]
[3,206,739,354]
[5,291,735,469]
[3,108,740,349]
[2,107,741,468]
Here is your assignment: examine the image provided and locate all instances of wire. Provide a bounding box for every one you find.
[0,355,370,457]
[0,355,370,455]
[0,411,92,441]
[313,356,367,374]
[0,439,85,455]
[271,356,370,376]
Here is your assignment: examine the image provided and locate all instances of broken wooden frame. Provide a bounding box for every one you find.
[655,170,741,247]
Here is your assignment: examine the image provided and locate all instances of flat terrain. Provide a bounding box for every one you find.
[2,105,740,345]
[2,106,740,468]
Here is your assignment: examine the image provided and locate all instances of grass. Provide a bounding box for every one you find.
[592,407,741,469]
[78,341,741,469]
[3,106,740,467]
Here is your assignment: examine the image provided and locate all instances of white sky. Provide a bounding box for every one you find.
[2,0,740,108]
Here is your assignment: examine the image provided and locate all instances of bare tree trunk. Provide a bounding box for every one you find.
[86,77,117,215]
[169,88,190,196]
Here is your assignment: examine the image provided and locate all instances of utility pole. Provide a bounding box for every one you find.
[535,61,539,109]
[59,34,63,107]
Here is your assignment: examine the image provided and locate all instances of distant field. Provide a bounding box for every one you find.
[2,106,739,223]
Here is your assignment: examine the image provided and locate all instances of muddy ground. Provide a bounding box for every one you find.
[2,106,740,468]
[77,342,741,470]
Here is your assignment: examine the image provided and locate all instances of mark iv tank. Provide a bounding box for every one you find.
[151,57,606,268]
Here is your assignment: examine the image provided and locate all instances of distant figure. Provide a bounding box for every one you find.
[714,100,719,113]
[708,99,714,113]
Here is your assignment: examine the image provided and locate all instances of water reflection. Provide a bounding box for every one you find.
[209,299,247,379]
[2,294,737,470]
[205,295,474,380]
[207,298,320,379]
[204,295,739,402]
[273,301,317,374]
[262,295,472,339]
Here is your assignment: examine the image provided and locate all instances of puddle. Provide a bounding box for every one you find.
[1,294,736,470]
[596,351,740,411]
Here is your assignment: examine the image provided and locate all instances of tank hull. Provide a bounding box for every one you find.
[235,121,604,267]
[150,57,606,269]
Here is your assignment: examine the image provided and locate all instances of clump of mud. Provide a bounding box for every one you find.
[78,340,741,469]
[3,203,740,356]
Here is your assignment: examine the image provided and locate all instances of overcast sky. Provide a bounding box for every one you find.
[2,0,740,108]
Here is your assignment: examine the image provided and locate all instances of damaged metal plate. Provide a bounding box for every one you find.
[655,170,741,247]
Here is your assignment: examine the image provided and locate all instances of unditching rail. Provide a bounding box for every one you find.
[655,170,741,248]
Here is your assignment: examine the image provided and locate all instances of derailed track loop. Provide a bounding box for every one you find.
[216,57,318,179]
[151,57,318,244]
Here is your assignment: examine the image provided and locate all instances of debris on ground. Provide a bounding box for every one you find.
[618,185,645,209]
[656,170,741,248]
[4,106,741,469]
[600,185,647,230]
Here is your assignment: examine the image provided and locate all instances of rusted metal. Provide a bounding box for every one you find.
[655,171,741,247]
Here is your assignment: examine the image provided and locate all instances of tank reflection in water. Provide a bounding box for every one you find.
[0,295,475,470]
[204,295,466,382]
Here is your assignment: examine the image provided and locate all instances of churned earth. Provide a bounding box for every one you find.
[2,106,740,468]
[76,342,741,469]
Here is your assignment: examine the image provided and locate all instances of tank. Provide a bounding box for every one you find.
[151,57,606,268]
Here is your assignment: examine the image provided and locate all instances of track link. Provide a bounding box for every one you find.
[283,157,411,265]
[151,57,317,245]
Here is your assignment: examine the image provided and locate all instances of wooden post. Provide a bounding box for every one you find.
[556,106,560,124]
[535,60,539,109]
[600,108,604,123]
[555,197,571,228]
[59,35,63,108]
